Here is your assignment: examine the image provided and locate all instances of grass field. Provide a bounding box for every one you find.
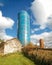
[0,52,35,65]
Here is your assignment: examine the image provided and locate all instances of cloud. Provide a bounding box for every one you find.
[0,11,14,40]
[31,0,52,29]
[0,30,13,41]
[30,0,52,48]
[0,3,4,7]
[0,11,14,29]
[31,32,52,48]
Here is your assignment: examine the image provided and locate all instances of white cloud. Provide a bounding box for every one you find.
[31,32,52,48]
[0,11,14,29]
[0,11,14,40]
[30,0,52,48]
[0,3,4,7]
[0,29,13,40]
[31,0,52,29]
[31,28,40,34]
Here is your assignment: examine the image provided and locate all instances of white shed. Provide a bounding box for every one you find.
[0,38,22,54]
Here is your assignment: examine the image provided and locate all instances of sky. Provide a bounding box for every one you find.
[0,0,52,48]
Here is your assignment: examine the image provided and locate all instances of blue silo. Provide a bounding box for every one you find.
[18,10,30,45]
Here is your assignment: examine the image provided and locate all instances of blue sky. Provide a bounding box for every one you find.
[0,0,52,47]
[0,0,34,37]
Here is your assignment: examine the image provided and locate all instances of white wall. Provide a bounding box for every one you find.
[4,39,22,54]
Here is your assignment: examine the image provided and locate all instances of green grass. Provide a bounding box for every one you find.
[0,52,35,65]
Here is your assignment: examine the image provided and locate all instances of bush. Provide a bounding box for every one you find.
[22,45,52,65]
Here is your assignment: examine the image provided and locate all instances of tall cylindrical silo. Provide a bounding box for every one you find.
[18,10,30,45]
